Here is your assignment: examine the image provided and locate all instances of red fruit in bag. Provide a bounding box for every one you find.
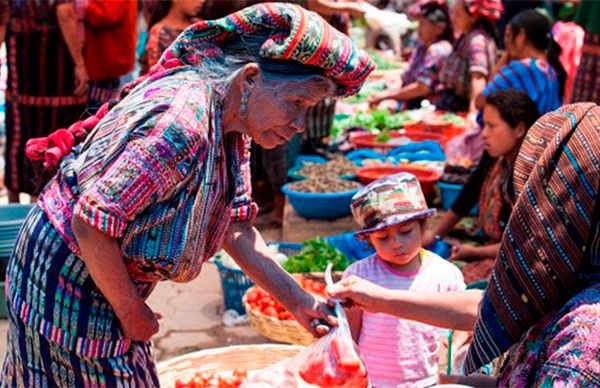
[331,335,361,373]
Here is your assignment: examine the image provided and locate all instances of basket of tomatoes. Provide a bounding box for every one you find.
[157,344,304,387]
[243,275,327,346]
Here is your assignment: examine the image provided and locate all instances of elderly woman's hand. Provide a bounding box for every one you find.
[117,301,160,342]
[291,292,337,337]
[327,275,387,312]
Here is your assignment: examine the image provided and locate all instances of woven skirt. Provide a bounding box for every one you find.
[571,31,600,104]
[1,205,159,387]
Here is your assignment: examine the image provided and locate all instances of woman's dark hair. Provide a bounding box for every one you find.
[509,9,567,98]
[485,90,540,129]
[422,3,454,43]
[146,1,172,30]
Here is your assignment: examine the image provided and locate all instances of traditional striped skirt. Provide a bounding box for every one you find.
[571,31,600,104]
[1,205,159,387]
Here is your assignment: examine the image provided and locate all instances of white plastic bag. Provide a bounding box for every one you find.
[244,266,368,387]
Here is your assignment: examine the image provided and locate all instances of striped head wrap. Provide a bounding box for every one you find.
[159,2,375,97]
[463,0,504,22]
[465,103,600,372]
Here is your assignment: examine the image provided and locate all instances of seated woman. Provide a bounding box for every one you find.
[438,0,503,118]
[423,90,540,282]
[476,9,566,114]
[367,0,453,110]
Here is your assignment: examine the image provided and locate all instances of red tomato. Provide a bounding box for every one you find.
[311,282,325,294]
[246,289,259,304]
[174,377,192,388]
[262,306,278,317]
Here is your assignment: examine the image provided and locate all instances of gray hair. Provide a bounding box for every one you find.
[190,33,335,97]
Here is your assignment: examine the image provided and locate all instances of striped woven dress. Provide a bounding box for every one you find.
[3,0,88,195]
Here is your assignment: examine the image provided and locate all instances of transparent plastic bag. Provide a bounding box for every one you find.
[244,300,368,387]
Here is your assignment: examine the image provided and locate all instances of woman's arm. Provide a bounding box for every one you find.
[71,216,159,341]
[56,3,88,95]
[451,242,500,261]
[306,0,365,18]
[223,221,336,336]
[368,82,430,107]
[328,276,483,330]
[468,72,487,119]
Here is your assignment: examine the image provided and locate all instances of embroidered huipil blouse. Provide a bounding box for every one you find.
[39,67,258,284]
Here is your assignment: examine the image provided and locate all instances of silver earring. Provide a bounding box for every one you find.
[240,90,249,118]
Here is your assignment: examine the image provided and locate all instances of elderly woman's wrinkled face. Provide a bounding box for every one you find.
[244,76,334,149]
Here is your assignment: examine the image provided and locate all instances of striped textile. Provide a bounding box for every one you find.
[159,2,374,97]
[4,0,88,195]
[483,58,562,114]
[1,301,157,386]
[465,103,600,372]
[571,31,600,104]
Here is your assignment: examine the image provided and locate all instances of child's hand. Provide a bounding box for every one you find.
[450,243,477,261]
[327,276,386,312]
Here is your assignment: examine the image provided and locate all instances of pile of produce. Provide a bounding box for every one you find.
[342,80,385,104]
[295,156,356,179]
[174,371,247,388]
[283,238,349,274]
[332,110,416,136]
[245,275,327,320]
[366,49,402,70]
[286,177,361,194]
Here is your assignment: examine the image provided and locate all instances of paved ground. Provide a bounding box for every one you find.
[0,205,287,368]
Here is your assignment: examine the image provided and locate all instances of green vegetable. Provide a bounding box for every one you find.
[375,129,391,143]
[366,49,402,71]
[283,238,349,273]
[330,110,416,137]
[439,113,466,125]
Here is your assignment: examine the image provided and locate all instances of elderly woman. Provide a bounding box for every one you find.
[329,103,600,385]
[1,4,374,385]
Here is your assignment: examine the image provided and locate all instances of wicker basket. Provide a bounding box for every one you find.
[157,344,304,387]
[243,290,316,346]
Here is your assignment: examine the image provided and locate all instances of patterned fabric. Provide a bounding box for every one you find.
[40,72,256,283]
[477,158,508,242]
[401,40,453,96]
[140,23,186,75]
[352,173,436,239]
[463,0,504,21]
[159,2,374,97]
[87,77,120,112]
[483,58,562,115]
[1,300,158,386]
[465,103,600,372]
[571,31,600,104]
[4,205,152,358]
[438,28,497,110]
[3,0,88,195]
[498,283,600,387]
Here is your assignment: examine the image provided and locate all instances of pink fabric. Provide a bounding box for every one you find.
[25,103,110,167]
[344,250,465,388]
[553,22,585,102]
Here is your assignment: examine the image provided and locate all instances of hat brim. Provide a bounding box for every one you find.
[355,209,437,240]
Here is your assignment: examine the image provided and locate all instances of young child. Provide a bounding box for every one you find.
[345,173,466,388]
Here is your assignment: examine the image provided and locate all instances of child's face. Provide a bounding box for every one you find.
[368,221,423,267]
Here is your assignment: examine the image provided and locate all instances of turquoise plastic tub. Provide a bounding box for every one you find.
[437,181,478,216]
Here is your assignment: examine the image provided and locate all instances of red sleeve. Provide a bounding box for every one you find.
[85,0,127,28]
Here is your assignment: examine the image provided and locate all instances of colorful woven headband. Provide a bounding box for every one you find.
[351,173,436,239]
[463,0,503,22]
[160,2,375,97]
[465,103,600,372]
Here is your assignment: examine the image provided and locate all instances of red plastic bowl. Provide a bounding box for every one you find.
[355,164,441,198]
[350,131,444,150]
